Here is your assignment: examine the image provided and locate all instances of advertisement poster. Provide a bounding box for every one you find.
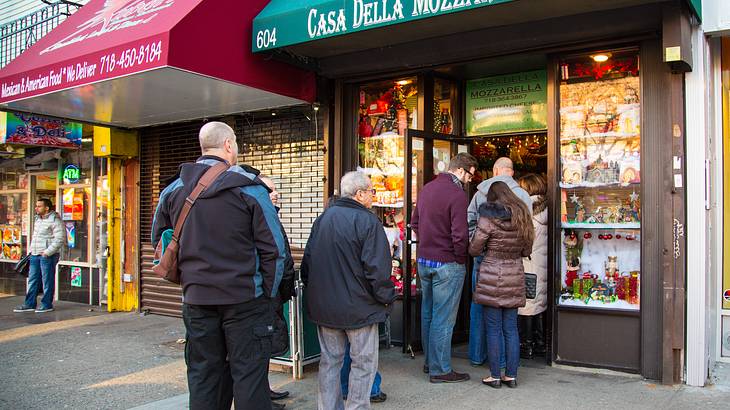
[72,192,84,221]
[62,189,74,221]
[65,222,76,249]
[0,111,81,148]
[465,70,547,136]
[70,266,82,288]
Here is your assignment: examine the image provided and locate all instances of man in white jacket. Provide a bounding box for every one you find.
[14,198,65,313]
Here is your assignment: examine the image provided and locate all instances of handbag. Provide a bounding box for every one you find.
[153,162,229,284]
[525,273,537,299]
[13,253,30,276]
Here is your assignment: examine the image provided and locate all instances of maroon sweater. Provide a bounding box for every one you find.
[411,173,469,265]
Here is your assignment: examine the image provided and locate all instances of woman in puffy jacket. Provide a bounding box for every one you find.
[469,181,534,388]
[517,174,548,359]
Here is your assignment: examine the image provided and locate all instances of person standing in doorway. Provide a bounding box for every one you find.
[466,157,531,367]
[470,181,534,389]
[152,121,287,410]
[302,171,395,410]
[259,175,294,407]
[14,198,65,313]
[517,174,548,359]
[412,152,478,383]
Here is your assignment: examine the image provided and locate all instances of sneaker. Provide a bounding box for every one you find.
[34,307,54,313]
[370,392,387,403]
[13,305,34,312]
[429,371,470,383]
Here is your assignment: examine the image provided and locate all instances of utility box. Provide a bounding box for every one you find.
[93,126,138,157]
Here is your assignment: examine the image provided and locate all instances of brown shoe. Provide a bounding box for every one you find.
[429,371,470,383]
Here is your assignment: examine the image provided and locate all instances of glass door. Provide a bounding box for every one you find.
[404,129,472,354]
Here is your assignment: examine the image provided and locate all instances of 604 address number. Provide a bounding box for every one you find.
[256,28,277,49]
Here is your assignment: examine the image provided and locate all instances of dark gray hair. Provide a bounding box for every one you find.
[340,171,371,198]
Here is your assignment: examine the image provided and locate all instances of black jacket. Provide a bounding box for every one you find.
[151,157,288,305]
[301,198,396,329]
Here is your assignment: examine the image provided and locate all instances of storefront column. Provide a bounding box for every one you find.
[684,25,712,387]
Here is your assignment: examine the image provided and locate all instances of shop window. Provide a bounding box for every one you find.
[0,193,28,262]
[558,49,641,311]
[433,78,457,135]
[357,77,418,296]
[59,187,91,263]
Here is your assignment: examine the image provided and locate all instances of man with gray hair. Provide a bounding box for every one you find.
[466,156,531,368]
[152,121,287,410]
[302,171,396,410]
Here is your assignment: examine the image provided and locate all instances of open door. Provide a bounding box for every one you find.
[403,129,472,355]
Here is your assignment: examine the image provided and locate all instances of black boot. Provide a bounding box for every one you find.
[532,313,546,356]
[518,315,533,360]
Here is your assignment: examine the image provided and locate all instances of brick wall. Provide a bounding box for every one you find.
[236,109,324,247]
[139,106,324,247]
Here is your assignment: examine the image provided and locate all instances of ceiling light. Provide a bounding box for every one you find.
[396,80,412,85]
[592,54,610,62]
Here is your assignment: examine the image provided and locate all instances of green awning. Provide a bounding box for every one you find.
[252,0,513,53]
[686,0,701,21]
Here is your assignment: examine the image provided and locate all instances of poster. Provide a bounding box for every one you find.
[65,222,76,249]
[465,70,547,136]
[62,189,74,221]
[0,111,81,148]
[70,266,82,288]
[72,192,84,221]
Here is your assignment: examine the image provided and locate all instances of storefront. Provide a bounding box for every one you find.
[0,0,316,314]
[254,0,699,381]
[0,110,140,310]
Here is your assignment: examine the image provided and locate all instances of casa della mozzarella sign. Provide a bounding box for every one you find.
[253,0,513,52]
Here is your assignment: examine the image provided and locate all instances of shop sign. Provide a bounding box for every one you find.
[0,111,82,148]
[63,164,81,184]
[465,70,547,136]
[70,266,83,288]
[252,0,514,52]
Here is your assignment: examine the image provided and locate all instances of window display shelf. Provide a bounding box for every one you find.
[373,202,404,208]
[560,132,639,141]
[561,222,640,229]
[559,181,640,189]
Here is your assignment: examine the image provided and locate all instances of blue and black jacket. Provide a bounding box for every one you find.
[151,156,288,305]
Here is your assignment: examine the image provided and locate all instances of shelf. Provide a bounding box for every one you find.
[560,181,639,189]
[373,202,404,208]
[561,222,640,229]
[559,298,640,312]
[560,131,639,140]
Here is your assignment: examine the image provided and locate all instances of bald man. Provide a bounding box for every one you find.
[152,121,288,410]
[466,157,531,368]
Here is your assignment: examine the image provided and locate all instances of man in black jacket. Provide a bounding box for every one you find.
[152,121,287,410]
[301,171,396,410]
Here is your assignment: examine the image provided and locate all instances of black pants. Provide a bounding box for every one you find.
[183,297,275,410]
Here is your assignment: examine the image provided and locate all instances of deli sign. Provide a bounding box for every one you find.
[253,0,514,52]
[0,111,82,148]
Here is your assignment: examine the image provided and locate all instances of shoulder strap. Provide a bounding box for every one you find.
[171,162,229,242]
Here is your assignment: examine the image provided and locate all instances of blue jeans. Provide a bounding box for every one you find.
[24,254,59,309]
[340,342,381,397]
[419,262,466,376]
[470,257,505,369]
[468,257,486,365]
[484,307,520,379]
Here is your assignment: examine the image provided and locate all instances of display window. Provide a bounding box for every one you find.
[558,49,641,310]
[357,77,418,296]
[0,164,29,262]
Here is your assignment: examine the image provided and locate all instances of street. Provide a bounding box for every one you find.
[1,294,728,410]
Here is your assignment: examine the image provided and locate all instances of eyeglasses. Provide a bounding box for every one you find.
[463,168,474,178]
[359,188,376,196]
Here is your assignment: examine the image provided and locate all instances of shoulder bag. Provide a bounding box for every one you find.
[153,162,228,284]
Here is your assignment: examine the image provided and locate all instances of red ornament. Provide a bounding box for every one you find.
[606,234,613,240]
[598,234,604,240]
[615,234,621,239]
[584,233,591,239]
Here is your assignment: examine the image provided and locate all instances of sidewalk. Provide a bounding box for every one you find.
[1,294,728,410]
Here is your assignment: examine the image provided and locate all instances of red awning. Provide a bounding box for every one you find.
[0,0,315,127]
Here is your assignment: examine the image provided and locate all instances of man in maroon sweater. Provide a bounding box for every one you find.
[412,152,478,383]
